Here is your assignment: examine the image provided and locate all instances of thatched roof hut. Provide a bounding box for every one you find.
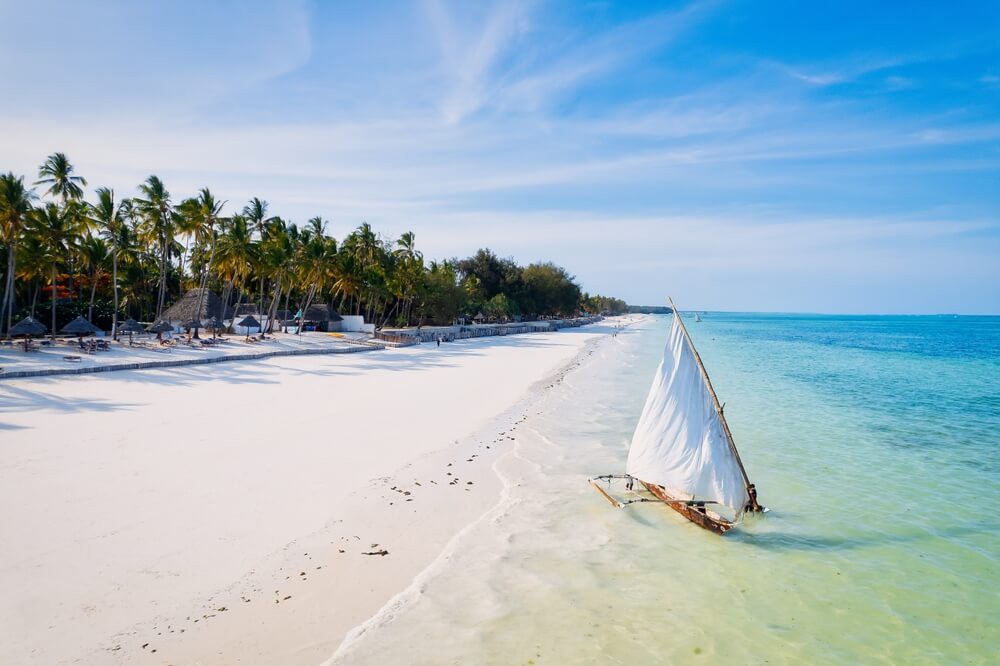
[9,316,47,337]
[118,318,145,333]
[146,320,174,333]
[161,289,229,323]
[60,316,101,336]
[233,302,259,316]
[298,304,343,332]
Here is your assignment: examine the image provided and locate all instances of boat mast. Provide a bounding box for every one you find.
[668,297,761,511]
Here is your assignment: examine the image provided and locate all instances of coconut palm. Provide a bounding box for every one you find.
[15,236,49,318]
[78,235,109,323]
[134,175,173,318]
[89,188,128,337]
[294,229,336,335]
[243,197,274,313]
[35,153,87,203]
[0,172,37,334]
[393,231,423,324]
[258,217,296,333]
[30,202,87,338]
[179,188,226,337]
[214,214,256,330]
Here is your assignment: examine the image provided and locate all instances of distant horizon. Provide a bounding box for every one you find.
[630,306,1000,316]
[2,1,997,313]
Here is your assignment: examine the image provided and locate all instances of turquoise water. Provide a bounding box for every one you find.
[338,314,1000,664]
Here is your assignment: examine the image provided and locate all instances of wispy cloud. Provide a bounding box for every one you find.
[781,56,909,87]
[424,0,533,123]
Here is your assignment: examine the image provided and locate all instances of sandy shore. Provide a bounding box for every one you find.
[0,322,620,665]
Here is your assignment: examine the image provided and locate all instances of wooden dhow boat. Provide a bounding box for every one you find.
[589,298,764,535]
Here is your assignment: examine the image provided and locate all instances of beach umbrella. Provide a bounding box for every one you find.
[60,315,101,339]
[181,318,204,338]
[237,315,261,340]
[9,316,47,351]
[119,318,145,333]
[204,316,226,339]
[146,320,174,341]
[118,318,145,344]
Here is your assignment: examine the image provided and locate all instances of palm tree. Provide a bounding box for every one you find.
[35,153,87,203]
[30,202,87,338]
[89,188,127,337]
[15,235,49,318]
[214,214,255,331]
[258,217,295,333]
[294,229,336,335]
[179,188,226,337]
[78,234,109,323]
[393,231,423,325]
[134,176,173,318]
[0,172,37,334]
[243,197,273,314]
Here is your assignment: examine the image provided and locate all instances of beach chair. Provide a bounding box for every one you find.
[63,355,81,362]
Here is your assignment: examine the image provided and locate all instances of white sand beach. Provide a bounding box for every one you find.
[0,322,620,665]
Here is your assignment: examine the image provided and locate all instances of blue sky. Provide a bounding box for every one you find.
[2,0,998,313]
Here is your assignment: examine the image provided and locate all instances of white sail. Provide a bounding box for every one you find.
[626,314,750,513]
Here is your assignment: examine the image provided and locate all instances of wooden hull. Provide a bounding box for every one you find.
[640,481,736,535]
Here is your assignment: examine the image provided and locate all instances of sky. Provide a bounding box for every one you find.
[1,0,998,313]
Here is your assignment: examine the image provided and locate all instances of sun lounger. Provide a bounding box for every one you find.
[63,355,81,362]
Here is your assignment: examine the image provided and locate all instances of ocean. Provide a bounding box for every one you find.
[336,313,1000,664]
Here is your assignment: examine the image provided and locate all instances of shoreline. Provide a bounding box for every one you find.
[328,330,611,663]
[0,318,631,665]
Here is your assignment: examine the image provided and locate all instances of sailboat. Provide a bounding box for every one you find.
[589,298,764,535]
[695,312,703,322]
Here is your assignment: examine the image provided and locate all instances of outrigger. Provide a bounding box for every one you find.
[589,298,764,535]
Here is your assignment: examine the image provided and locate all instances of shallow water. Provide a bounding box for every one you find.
[338,314,1000,664]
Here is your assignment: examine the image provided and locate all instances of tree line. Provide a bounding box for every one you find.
[0,153,627,337]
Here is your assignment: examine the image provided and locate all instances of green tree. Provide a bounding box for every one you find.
[15,235,49,318]
[30,202,87,337]
[78,234,109,323]
[35,152,87,203]
[89,188,128,337]
[0,172,37,333]
[134,175,174,318]
[179,188,226,336]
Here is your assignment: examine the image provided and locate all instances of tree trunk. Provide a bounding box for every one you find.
[220,280,233,332]
[297,283,317,336]
[156,232,168,318]
[379,300,399,329]
[50,263,58,340]
[3,247,17,335]
[111,252,119,341]
[266,280,282,334]
[193,232,218,339]
[282,289,291,333]
[88,270,98,323]
[31,282,39,318]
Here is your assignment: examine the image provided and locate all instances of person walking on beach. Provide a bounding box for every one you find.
[436,336,441,347]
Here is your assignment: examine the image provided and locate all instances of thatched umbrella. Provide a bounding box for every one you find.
[9,316,47,351]
[60,316,101,343]
[181,318,203,340]
[205,316,226,339]
[146,319,174,341]
[118,318,145,344]
[237,315,261,341]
